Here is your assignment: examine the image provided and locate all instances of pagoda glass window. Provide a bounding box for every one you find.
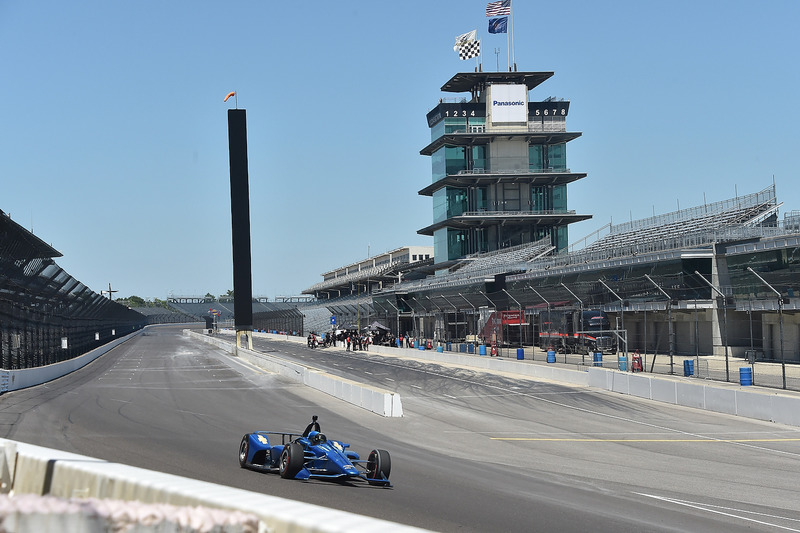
[445,117,467,134]
[431,120,445,142]
[528,143,566,171]
[431,146,469,183]
[529,145,544,171]
[471,145,487,172]
[548,143,567,170]
[444,229,468,260]
[434,228,447,263]
[433,189,447,223]
[531,186,551,212]
[552,184,567,212]
[476,187,488,211]
[447,188,469,218]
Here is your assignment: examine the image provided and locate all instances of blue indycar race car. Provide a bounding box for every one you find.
[238,415,392,487]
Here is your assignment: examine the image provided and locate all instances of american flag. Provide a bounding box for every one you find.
[486,0,511,17]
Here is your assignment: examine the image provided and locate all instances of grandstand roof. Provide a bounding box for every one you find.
[440,72,554,93]
[0,209,61,260]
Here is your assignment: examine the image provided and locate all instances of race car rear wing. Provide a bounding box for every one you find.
[253,431,303,445]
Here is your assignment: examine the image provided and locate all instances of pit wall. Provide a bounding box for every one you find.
[0,438,425,533]
[259,332,800,428]
[187,330,403,418]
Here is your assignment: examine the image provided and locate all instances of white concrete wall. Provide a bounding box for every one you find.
[0,438,425,533]
[188,331,403,417]
[1,330,143,393]
[233,331,800,426]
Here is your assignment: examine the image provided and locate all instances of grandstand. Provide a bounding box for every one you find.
[129,306,197,325]
[167,298,234,321]
[569,186,779,258]
[0,210,146,370]
[303,246,435,300]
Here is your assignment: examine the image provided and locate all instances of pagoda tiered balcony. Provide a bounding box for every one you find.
[418,168,587,196]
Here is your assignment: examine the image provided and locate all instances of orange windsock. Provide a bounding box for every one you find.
[224,91,235,102]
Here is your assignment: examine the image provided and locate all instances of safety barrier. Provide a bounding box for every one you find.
[0,438,425,533]
[232,333,800,427]
[365,342,800,427]
[187,331,403,417]
[587,368,800,427]
[1,330,143,394]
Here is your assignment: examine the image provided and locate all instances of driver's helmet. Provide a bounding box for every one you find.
[307,430,327,445]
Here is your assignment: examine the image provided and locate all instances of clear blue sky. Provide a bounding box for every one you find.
[2,1,798,300]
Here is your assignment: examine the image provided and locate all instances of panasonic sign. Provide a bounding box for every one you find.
[489,84,528,124]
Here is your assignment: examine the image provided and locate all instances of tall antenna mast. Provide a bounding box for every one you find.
[101,283,118,300]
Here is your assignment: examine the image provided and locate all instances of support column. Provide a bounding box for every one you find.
[227,109,254,350]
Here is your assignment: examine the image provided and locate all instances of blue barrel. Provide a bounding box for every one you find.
[436,345,443,353]
[460,343,467,353]
[593,352,603,366]
[516,348,524,360]
[468,344,475,354]
[479,344,486,356]
[547,350,556,363]
[740,367,753,386]
[446,342,452,351]
[618,355,627,372]
[683,359,694,377]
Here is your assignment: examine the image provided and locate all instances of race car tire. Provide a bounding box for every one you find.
[366,449,391,484]
[279,442,304,479]
[238,435,249,468]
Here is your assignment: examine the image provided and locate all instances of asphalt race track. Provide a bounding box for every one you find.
[2,325,800,532]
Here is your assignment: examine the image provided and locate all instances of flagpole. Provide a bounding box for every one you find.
[506,3,514,72]
[510,0,516,71]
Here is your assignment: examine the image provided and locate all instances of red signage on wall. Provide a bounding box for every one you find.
[499,310,525,325]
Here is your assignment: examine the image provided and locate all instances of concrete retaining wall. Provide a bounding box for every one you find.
[586,367,800,427]
[187,331,403,417]
[1,330,143,394]
[0,438,424,533]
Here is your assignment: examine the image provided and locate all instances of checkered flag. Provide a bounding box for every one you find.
[458,39,480,60]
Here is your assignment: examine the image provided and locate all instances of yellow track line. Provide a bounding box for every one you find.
[491,437,800,442]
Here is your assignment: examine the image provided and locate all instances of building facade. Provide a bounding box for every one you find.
[417,72,591,265]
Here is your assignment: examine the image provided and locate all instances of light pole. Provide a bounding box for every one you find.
[411,297,425,342]
[502,289,523,349]
[527,284,550,353]
[382,298,400,342]
[458,293,477,341]
[479,290,499,354]
[441,295,459,342]
[645,274,674,375]
[599,279,626,360]
[560,282,584,355]
[695,271,729,382]
[426,295,443,345]
[747,266,786,389]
